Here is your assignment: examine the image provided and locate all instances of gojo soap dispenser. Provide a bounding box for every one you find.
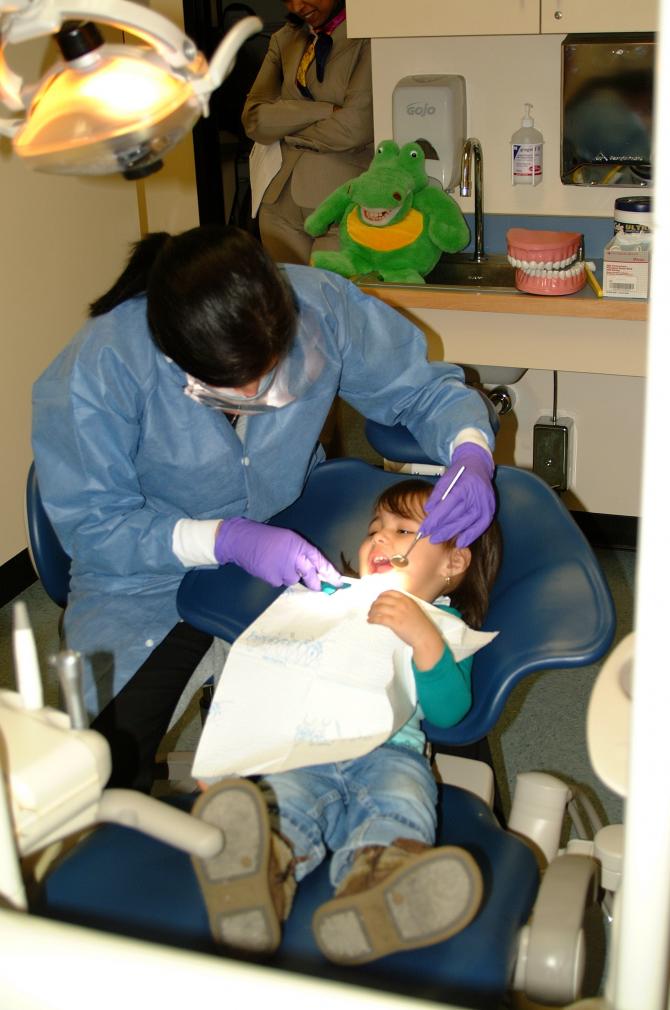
[392,74,466,191]
[512,103,543,186]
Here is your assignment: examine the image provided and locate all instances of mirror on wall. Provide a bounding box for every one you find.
[561,33,654,187]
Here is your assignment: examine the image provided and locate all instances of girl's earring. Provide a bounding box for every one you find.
[444,575,451,586]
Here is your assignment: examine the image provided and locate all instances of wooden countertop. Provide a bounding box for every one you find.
[359,282,648,322]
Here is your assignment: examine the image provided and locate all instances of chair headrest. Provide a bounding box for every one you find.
[363,421,438,465]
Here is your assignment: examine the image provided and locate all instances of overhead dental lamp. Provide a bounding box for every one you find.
[0,0,261,177]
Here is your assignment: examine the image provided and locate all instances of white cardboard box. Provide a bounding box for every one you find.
[603,237,650,299]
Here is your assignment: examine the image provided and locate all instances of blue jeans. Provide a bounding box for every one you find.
[258,743,438,889]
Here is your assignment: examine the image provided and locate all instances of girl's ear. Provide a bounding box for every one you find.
[439,545,471,580]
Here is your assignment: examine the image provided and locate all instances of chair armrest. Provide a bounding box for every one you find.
[98,791,222,858]
[514,853,599,1005]
[432,754,494,808]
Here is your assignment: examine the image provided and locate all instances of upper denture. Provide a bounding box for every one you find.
[506,228,582,264]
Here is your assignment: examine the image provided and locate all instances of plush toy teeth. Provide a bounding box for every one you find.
[506,228,586,296]
[360,206,402,227]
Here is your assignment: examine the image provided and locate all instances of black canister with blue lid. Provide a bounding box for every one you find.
[614,196,652,235]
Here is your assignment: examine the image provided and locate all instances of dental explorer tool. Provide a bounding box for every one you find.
[389,465,466,569]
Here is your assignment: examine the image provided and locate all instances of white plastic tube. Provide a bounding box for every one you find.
[508,771,571,863]
[0,770,27,910]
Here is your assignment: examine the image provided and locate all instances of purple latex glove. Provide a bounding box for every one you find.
[214,517,342,591]
[421,443,495,548]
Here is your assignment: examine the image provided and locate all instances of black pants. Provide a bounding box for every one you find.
[90,622,213,793]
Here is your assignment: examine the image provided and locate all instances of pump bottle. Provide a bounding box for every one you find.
[511,103,543,186]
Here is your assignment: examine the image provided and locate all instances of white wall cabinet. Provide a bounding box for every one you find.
[347,1,539,39]
[541,1,657,34]
[347,0,657,38]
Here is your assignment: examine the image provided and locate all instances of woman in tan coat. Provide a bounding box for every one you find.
[241,0,373,265]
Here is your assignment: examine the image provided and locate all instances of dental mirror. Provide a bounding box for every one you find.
[389,465,466,569]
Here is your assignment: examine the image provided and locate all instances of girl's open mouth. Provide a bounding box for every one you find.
[369,553,393,573]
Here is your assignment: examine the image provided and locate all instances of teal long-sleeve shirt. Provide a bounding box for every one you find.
[388,605,473,754]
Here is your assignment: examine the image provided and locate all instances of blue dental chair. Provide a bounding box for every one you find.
[23,427,616,1008]
[26,461,70,609]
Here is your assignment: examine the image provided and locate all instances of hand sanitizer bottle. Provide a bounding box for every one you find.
[511,103,543,186]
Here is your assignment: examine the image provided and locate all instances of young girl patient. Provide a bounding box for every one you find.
[191,478,502,965]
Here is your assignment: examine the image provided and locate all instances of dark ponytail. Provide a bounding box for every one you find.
[449,519,502,630]
[89,232,170,318]
[88,225,297,388]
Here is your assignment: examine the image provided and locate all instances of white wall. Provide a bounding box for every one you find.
[0,27,142,566]
[370,34,649,516]
[139,0,200,236]
[498,370,645,515]
[372,34,648,216]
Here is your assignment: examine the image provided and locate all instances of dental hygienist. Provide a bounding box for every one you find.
[32,225,496,792]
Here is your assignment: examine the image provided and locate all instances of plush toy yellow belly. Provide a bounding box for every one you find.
[346,207,424,252]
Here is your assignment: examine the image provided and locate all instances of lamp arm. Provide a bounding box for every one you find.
[0,38,24,111]
[1,0,262,114]
[0,116,21,134]
[1,0,195,67]
[1,0,199,114]
[0,0,263,172]
[200,14,262,91]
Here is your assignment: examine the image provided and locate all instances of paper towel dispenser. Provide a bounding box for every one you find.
[392,75,466,191]
[561,33,654,187]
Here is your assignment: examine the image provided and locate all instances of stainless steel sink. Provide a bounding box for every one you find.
[424,253,518,291]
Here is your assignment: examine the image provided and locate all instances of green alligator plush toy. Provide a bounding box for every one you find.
[304,139,470,284]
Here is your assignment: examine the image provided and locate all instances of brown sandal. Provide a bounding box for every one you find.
[191,778,281,954]
[313,843,483,965]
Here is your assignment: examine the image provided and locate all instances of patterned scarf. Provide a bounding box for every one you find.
[295,6,346,100]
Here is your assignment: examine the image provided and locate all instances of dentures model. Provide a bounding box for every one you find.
[507,228,585,295]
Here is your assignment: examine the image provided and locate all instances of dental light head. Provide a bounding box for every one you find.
[0,0,261,177]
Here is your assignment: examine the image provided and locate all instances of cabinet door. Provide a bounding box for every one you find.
[541,0,657,34]
[347,0,539,39]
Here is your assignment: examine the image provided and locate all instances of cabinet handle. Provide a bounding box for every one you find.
[554,3,563,18]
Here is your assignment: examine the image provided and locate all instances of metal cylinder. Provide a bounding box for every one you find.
[487,385,515,415]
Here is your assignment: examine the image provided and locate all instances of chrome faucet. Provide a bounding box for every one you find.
[460,138,485,263]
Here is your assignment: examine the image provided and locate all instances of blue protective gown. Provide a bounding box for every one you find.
[32,266,493,716]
